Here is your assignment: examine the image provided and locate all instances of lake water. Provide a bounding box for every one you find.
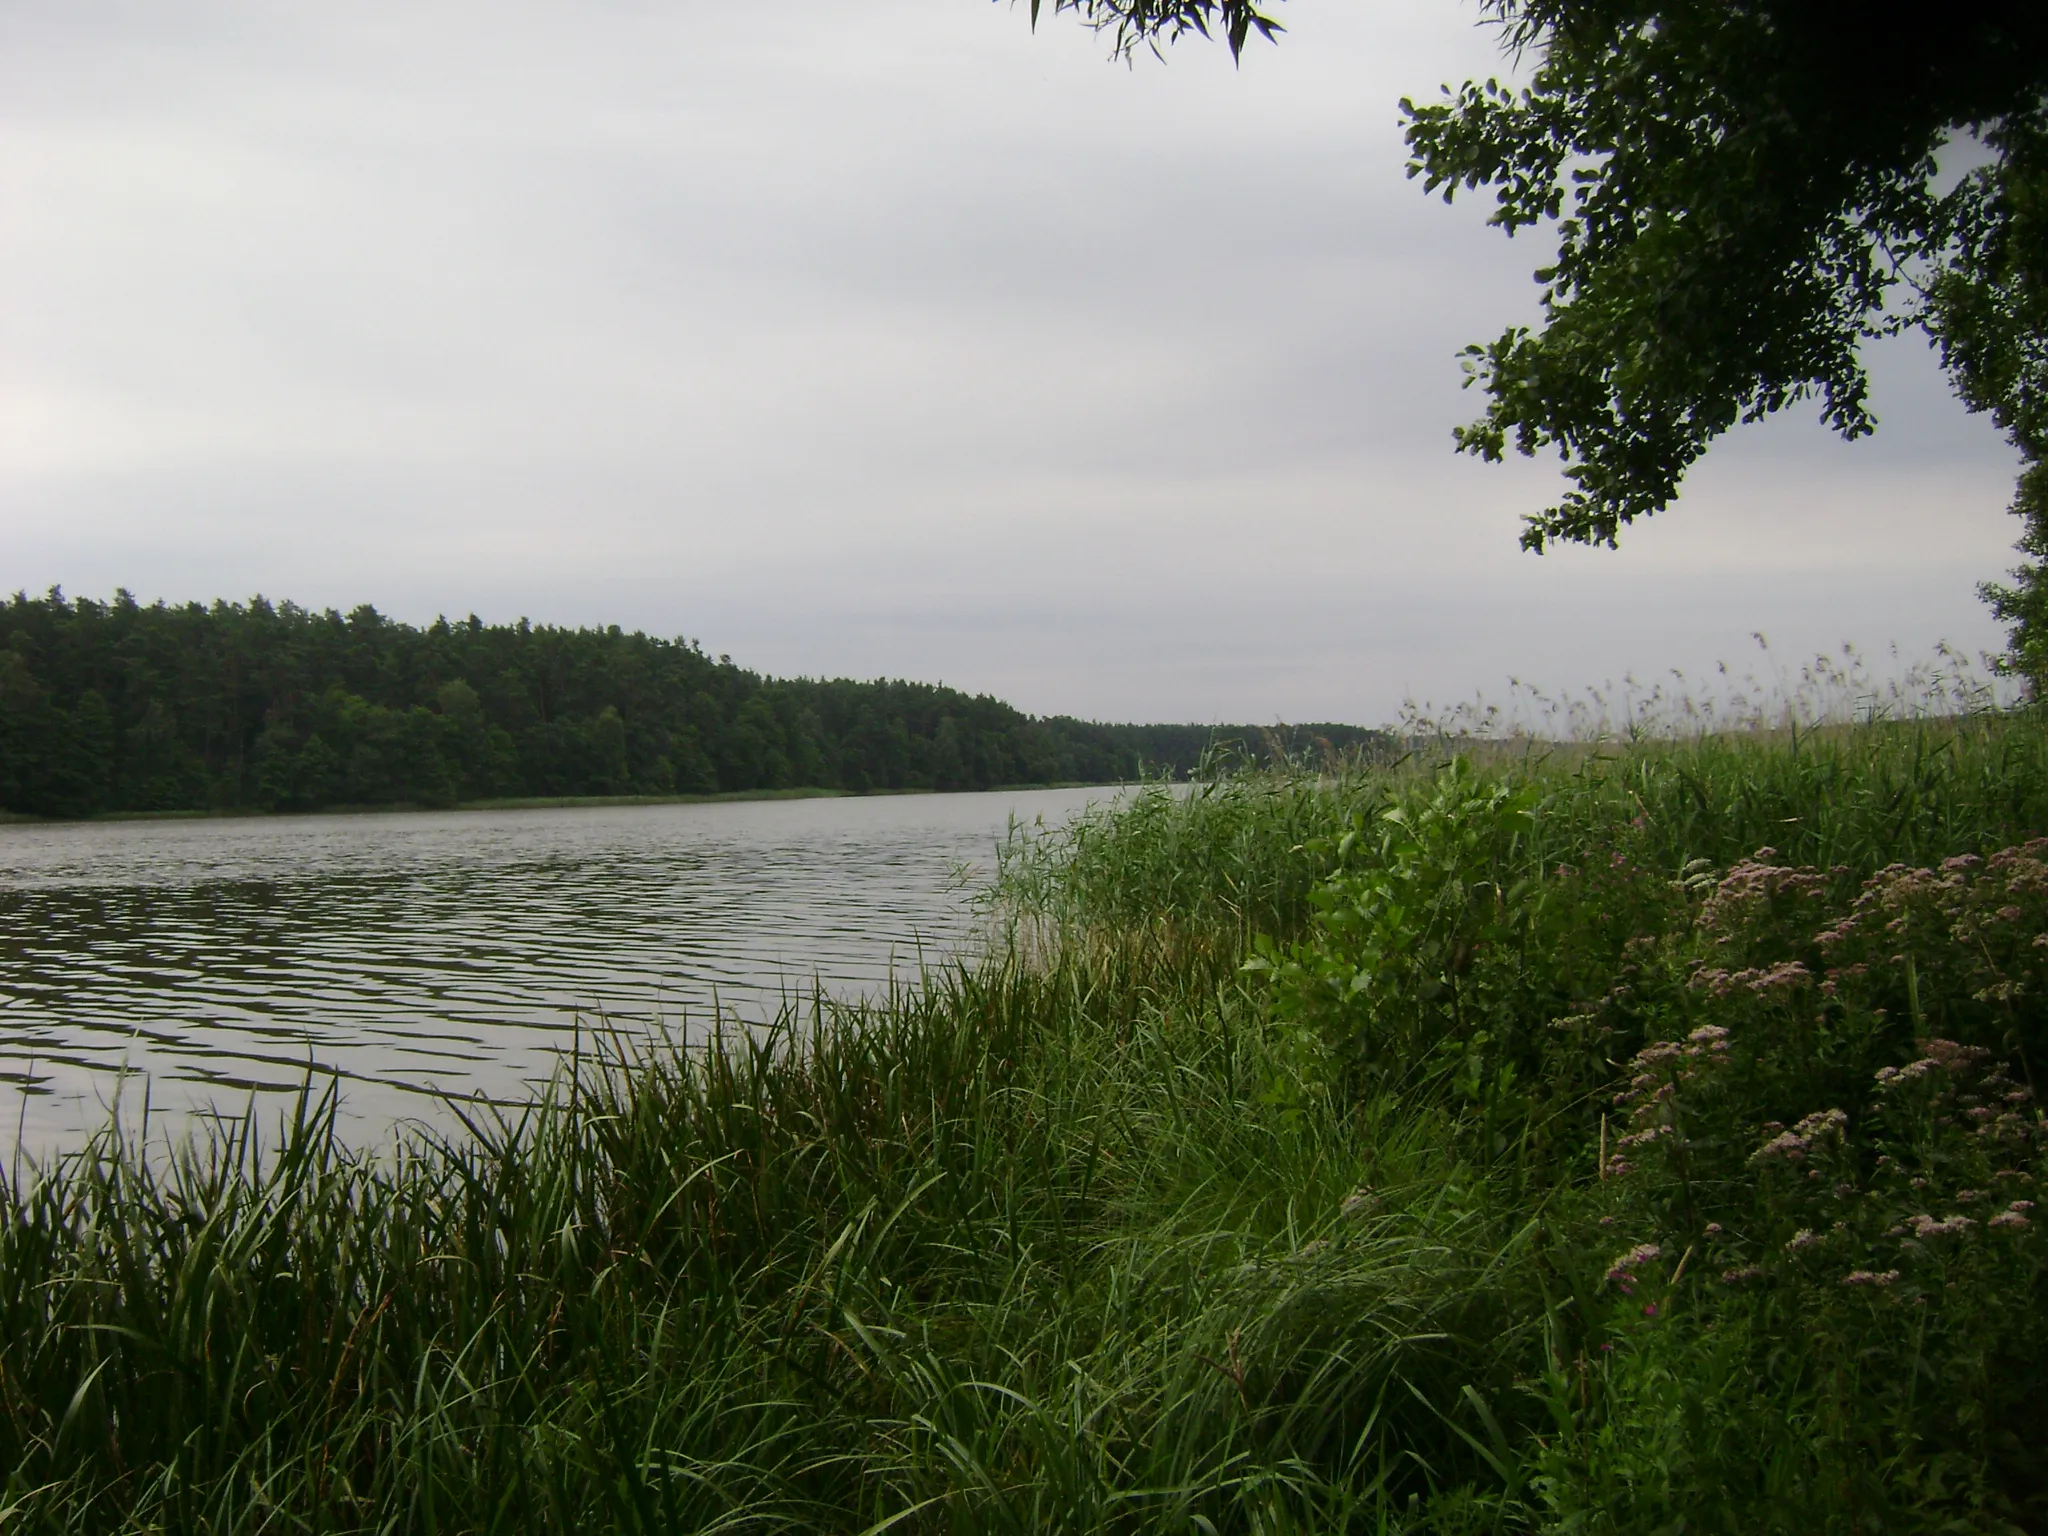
[0,786,1109,1159]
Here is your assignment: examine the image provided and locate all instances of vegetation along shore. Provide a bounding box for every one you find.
[4,705,2046,1531]
[0,589,1386,821]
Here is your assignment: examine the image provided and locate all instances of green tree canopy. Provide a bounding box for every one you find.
[1036,0,2048,673]
[0,590,1388,818]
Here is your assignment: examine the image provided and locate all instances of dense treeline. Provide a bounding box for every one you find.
[0,590,1385,818]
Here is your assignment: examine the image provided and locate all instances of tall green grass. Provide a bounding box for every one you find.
[5,707,2047,1532]
[5,954,1525,1532]
[999,709,2048,944]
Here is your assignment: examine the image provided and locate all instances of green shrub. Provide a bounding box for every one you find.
[1236,749,2048,1527]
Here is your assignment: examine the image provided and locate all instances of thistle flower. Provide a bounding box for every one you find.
[1839,1270,1900,1287]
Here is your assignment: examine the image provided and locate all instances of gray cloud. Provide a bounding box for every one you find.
[0,0,2023,722]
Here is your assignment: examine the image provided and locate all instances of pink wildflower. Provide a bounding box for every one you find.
[1751,1132,1809,1163]
[1795,1108,1848,1140]
[1606,1243,1663,1282]
[1906,1214,1975,1239]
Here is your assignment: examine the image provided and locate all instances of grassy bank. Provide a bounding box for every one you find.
[4,712,2046,1531]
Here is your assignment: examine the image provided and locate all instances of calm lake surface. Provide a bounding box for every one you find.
[0,786,1110,1158]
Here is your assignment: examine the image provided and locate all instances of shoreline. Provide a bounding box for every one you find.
[0,780,1124,828]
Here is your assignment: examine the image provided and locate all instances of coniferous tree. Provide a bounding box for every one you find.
[0,590,1386,818]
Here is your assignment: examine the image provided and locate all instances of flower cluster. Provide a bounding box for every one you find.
[1604,1025,1733,1176]
[1691,960,1812,999]
[1817,839,2048,1024]
[1903,1213,1976,1240]
[1987,1200,2034,1230]
[1873,1038,2040,1154]
[1750,1107,1849,1165]
[1695,853,1835,947]
[1605,1242,1662,1283]
[1873,1037,1990,1087]
[1584,839,2045,1348]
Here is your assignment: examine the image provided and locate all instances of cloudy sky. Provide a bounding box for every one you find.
[0,0,2024,724]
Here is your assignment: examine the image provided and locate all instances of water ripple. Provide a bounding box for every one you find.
[0,787,1105,1156]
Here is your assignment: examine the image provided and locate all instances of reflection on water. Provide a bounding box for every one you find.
[0,787,1107,1156]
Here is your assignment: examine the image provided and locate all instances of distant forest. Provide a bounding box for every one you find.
[0,591,1389,819]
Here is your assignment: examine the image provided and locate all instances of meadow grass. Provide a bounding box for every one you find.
[4,707,2047,1532]
[998,706,2048,937]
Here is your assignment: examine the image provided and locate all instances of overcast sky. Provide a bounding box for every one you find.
[0,0,2025,724]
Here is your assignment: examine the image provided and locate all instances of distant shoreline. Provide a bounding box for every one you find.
[0,781,1122,828]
